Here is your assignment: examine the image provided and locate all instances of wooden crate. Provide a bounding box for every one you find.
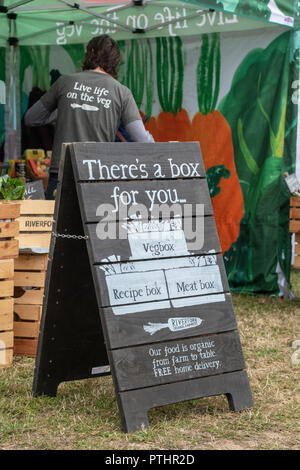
[290,197,300,268]
[0,202,20,259]
[14,253,48,356]
[16,200,54,250]
[0,203,19,367]
[0,260,14,367]
[13,200,54,356]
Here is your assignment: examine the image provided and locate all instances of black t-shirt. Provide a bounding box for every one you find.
[41,70,142,172]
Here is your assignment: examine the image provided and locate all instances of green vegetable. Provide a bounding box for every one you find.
[0,176,25,200]
[219,31,292,294]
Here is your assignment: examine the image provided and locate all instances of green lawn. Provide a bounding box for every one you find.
[1,270,299,450]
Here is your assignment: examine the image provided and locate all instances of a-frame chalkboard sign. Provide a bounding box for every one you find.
[33,142,253,433]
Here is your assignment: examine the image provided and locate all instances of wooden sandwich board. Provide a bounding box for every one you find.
[33,142,253,433]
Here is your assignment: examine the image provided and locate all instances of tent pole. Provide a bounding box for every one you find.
[4,14,21,161]
[296,29,300,182]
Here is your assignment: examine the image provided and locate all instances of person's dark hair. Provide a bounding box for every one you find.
[82,35,121,78]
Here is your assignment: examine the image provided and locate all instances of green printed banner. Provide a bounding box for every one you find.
[182,0,297,27]
[0,1,294,46]
[219,31,295,293]
[15,26,299,294]
[0,2,298,294]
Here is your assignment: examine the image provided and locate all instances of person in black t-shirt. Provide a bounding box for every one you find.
[24,35,154,199]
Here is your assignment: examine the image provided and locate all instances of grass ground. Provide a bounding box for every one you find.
[0,270,299,450]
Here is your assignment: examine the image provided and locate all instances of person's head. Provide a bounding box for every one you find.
[82,35,121,78]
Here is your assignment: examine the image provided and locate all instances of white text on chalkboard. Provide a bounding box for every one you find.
[82,158,201,180]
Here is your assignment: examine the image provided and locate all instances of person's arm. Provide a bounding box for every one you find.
[24,100,57,127]
[124,120,154,143]
[121,87,155,143]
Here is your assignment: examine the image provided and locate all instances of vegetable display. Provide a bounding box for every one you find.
[0,175,25,200]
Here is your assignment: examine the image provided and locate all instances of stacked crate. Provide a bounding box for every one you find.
[14,200,54,356]
[290,196,300,269]
[0,202,20,367]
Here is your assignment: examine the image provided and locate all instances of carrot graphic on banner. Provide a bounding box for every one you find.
[145,36,193,141]
[191,33,244,253]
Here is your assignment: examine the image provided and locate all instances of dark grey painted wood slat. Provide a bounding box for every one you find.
[78,179,213,223]
[71,141,206,181]
[33,146,110,398]
[103,292,237,349]
[112,331,246,392]
[118,371,254,432]
[86,216,221,264]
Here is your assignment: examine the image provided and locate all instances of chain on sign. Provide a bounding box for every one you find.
[52,231,89,240]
